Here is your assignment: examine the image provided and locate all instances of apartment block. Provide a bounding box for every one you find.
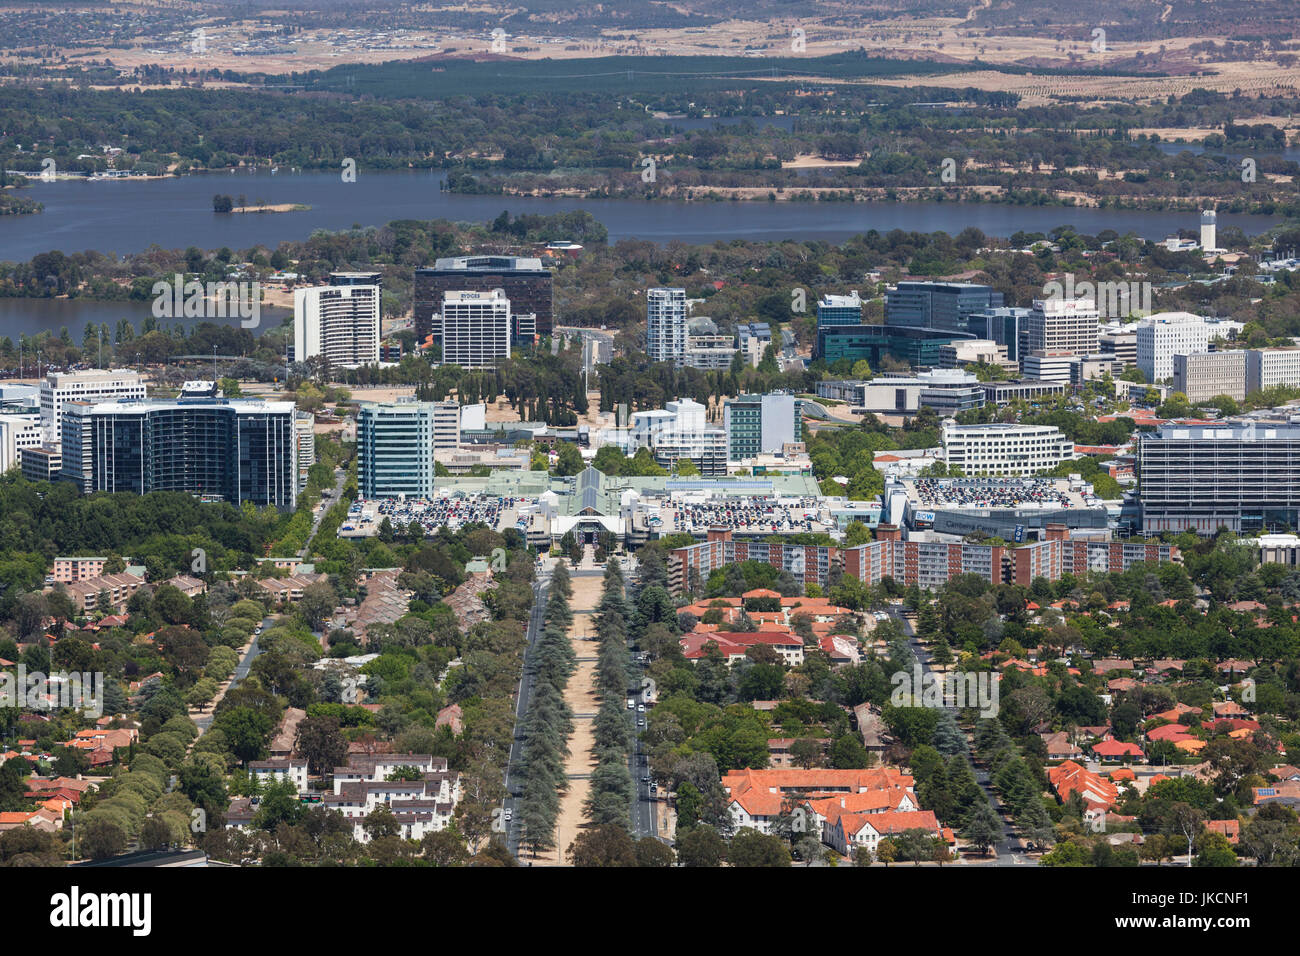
[40,369,146,442]
[293,278,381,367]
[647,287,688,364]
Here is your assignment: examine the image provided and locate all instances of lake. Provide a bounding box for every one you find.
[0,169,1286,266]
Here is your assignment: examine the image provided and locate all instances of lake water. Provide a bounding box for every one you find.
[0,297,291,340]
[0,169,1286,267]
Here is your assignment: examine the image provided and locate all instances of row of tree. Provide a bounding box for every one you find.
[516,561,576,857]
[586,560,635,829]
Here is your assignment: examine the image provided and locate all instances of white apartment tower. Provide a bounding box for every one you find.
[294,283,381,367]
[647,287,688,364]
[433,289,513,369]
[40,369,146,442]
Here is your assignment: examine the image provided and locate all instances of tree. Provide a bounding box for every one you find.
[963,802,1002,856]
[676,825,726,867]
[299,582,338,631]
[634,837,675,867]
[79,818,127,860]
[569,823,636,866]
[295,716,349,776]
[727,827,791,867]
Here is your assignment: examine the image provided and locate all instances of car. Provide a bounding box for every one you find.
[636,703,645,712]
[649,784,658,793]
[626,699,634,710]
[641,775,651,784]
[503,808,513,821]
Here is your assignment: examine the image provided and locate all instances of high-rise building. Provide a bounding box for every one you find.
[647,287,688,364]
[816,292,863,328]
[969,307,1031,364]
[1135,312,1243,382]
[432,289,514,369]
[629,398,727,476]
[61,390,297,509]
[885,282,1004,333]
[431,401,460,450]
[1025,297,1099,356]
[940,422,1073,477]
[1172,350,1247,403]
[294,275,381,368]
[295,412,316,492]
[1246,347,1300,395]
[414,257,551,345]
[357,401,441,498]
[40,369,146,442]
[815,325,975,368]
[1139,423,1300,533]
[724,393,803,461]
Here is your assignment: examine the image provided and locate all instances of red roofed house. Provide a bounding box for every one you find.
[1047,760,1119,811]
[1092,740,1145,762]
[825,809,945,857]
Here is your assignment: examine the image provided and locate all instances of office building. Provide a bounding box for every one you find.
[885,282,1004,333]
[60,389,297,509]
[940,422,1073,477]
[1172,350,1247,403]
[0,413,42,473]
[816,324,975,368]
[817,292,863,328]
[980,379,1067,406]
[1021,352,1076,384]
[40,369,146,442]
[414,256,551,344]
[1139,422,1300,533]
[1025,297,1100,356]
[969,307,1031,364]
[815,370,984,416]
[938,339,1010,371]
[1136,312,1243,382]
[294,277,381,368]
[1246,347,1300,395]
[357,401,441,498]
[1098,326,1138,368]
[20,443,61,482]
[431,289,515,369]
[647,287,688,364]
[724,394,803,461]
[629,398,727,476]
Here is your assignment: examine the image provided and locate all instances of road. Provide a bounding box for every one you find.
[885,605,1033,867]
[193,613,273,734]
[300,466,349,561]
[503,557,554,857]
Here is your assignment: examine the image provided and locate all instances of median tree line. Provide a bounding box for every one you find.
[516,561,577,857]
[585,560,635,829]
